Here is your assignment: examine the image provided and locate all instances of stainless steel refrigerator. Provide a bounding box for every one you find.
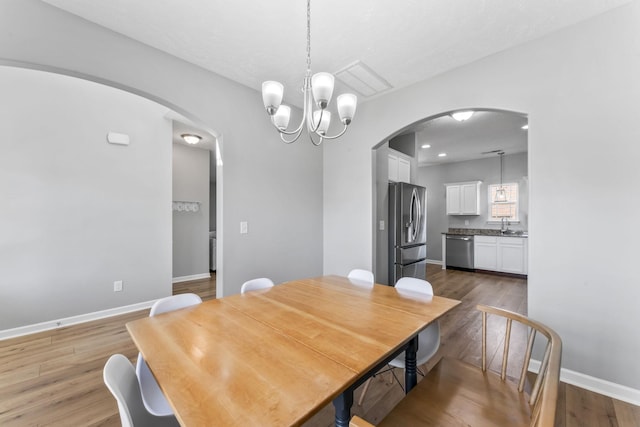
[389,182,427,285]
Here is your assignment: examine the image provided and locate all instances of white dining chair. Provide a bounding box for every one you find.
[358,277,440,406]
[136,293,202,416]
[347,269,375,286]
[241,277,274,293]
[104,354,180,427]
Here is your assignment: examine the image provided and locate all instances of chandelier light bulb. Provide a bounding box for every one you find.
[311,72,335,109]
[337,93,357,125]
[272,105,291,130]
[262,81,284,115]
[313,110,331,135]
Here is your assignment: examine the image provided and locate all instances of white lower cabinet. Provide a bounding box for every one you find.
[474,236,498,270]
[474,236,527,275]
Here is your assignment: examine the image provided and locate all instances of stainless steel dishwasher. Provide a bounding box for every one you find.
[445,234,474,269]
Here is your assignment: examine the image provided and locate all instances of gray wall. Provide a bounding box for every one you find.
[324,2,640,391]
[0,67,172,329]
[172,143,210,278]
[0,0,323,329]
[418,152,528,260]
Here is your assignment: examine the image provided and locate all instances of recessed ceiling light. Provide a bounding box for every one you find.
[451,111,474,122]
[181,134,202,144]
[421,144,431,149]
[521,124,529,130]
[438,153,447,157]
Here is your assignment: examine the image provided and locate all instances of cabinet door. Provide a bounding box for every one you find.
[388,154,399,182]
[474,237,497,270]
[498,238,527,274]
[446,185,460,215]
[398,158,410,183]
[460,183,479,215]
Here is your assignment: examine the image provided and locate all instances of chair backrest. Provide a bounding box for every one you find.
[393,277,439,366]
[394,276,434,295]
[477,304,562,427]
[137,293,202,416]
[104,354,177,427]
[150,293,202,316]
[347,269,375,285]
[241,277,274,294]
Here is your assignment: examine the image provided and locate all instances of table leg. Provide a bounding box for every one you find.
[404,336,418,393]
[333,389,353,427]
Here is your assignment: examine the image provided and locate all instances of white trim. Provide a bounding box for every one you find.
[172,273,211,284]
[0,300,156,341]
[529,359,640,406]
[426,259,443,265]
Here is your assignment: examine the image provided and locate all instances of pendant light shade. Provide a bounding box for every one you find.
[496,152,508,202]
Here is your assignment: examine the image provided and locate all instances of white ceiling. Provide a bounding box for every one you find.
[411,110,528,166]
[40,0,628,164]
[42,0,629,106]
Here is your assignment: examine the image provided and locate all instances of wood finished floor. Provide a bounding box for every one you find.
[1,267,638,426]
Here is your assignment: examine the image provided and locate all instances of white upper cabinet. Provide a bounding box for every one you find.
[389,154,411,183]
[445,181,481,215]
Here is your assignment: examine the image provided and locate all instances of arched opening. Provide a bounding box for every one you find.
[0,64,225,331]
[372,108,529,285]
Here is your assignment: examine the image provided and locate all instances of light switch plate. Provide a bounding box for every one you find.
[240,221,248,234]
[113,280,123,292]
[379,220,385,231]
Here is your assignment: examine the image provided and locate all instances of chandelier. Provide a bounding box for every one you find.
[261,0,358,146]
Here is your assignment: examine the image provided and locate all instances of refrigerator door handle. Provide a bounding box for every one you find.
[407,188,419,243]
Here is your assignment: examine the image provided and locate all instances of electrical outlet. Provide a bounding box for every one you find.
[379,220,385,231]
[114,280,123,292]
[464,220,469,226]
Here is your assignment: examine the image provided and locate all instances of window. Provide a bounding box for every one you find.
[488,183,519,221]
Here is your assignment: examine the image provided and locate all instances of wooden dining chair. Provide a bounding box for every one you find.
[104,354,180,427]
[353,304,563,427]
[240,277,274,293]
[358,277,440,406]
[136,293,202,416]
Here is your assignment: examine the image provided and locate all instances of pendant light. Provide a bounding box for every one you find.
[495,152,508,202]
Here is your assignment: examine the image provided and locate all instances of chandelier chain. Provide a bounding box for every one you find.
[306,0,311,73]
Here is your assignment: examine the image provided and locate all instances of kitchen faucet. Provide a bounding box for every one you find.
[501,217,510,232]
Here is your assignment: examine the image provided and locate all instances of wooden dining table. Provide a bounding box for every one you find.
[126,275,460,426]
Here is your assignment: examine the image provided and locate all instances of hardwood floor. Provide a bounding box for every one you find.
[0,266,638,426]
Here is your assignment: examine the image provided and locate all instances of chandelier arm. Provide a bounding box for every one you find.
[314,123,349,140]
[280,130,304,144]
[270,116,305,136]
[307,129,324,146]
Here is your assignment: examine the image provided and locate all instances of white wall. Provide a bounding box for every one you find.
[172,143,210,279]
[324,2,640,393]
[0,67,172,330]
[0,0,323,329]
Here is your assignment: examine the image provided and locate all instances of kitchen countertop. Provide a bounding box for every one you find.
[442,228,528,237]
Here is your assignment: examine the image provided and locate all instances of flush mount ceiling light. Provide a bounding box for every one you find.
[438,153,447,157]
[451,111,474,122]
[521,124,529,130]
[261,0,357,146]
[421,144,431,148]
[181,134,202,145]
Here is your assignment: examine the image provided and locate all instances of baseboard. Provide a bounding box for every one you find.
[0,299,156,341]
[529,359,640,406]
[172,273,211,284]
[426,259,443,265]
